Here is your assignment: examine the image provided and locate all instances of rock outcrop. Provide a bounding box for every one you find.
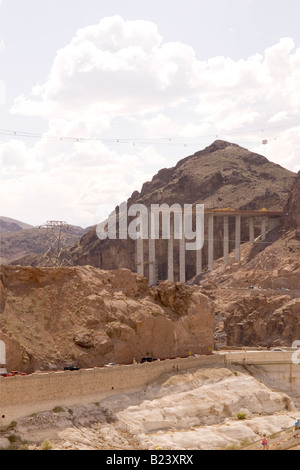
[0,265,214,372]
[221,295,300,347]
[283,171,300,237]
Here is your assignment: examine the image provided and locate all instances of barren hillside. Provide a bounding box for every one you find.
[0,223,86,265]
[0,216,34,234]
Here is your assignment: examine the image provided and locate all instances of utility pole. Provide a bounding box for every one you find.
[39,221,73,267]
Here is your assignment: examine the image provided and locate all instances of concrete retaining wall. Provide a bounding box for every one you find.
[0,355,224,426]
[1,351,299,427]
[224,351,300,391]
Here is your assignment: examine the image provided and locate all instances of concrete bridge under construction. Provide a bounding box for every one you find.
[136,208,282,285]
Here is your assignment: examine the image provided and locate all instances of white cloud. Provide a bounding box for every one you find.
[0,140,43,175]
[3,17,300,225]
[10,16,202,124]
[268,111,289,123]
[0,0,5,105]
[0,79,5,104]
[0,140,150,227]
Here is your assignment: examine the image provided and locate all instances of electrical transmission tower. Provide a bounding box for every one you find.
[39,221,73,267]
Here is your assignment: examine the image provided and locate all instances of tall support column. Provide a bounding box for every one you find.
[196,248,202,276]
[249,217,255,242]
[148,210,156,285]
[261,216,267,241]
[167,215,174,282]
[208,214,214,271]
[223,215,229,264]
[179,236,185,283]
[179,209,186,283]
[137,237,144,275]
[235,215,241,262]
[148,238,155,286]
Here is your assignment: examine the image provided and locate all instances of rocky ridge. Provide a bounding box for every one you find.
[0,265,213,372]
[0,216,33,234]
[0,222,86,265]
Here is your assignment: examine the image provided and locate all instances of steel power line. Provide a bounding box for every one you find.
[38,221,73,267]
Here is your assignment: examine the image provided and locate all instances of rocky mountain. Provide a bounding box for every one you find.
[128,140,294,209]
[0,216,34,233]
[70,140,296,280]
[0,265,214,372]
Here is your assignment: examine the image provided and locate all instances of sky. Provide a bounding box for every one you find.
[1,0,300,227]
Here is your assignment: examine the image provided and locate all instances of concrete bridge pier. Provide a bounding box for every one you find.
[208,214,214,271]
[167,222,174,282]
[148,238,155,285]
[196,247,202,275]
[137,237,144,276]
[148,210,156,285]
[261,216,267,241]
[235,215,241,262]
[249,217,255,243]
[223,215,229,264]
[179,237,186,282]
[136,209,282,283]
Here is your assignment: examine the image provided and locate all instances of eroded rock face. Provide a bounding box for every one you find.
[0,265,214,372]
[222,296,300,347]
[283,171,300,232]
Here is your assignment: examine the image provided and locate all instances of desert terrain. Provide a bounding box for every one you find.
[1,141,300,451]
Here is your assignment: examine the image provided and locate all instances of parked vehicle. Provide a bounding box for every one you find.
[141,357,156,363]
[0,370,27,377]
